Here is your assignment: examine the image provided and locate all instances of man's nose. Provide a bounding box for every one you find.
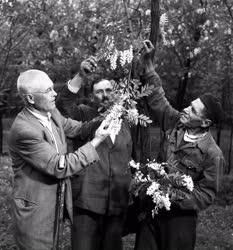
[183,106,190,113]
[52,89,57,96]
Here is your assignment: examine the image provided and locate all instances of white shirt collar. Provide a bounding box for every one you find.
[27,108,59,152]
[27,108,51,124]
[184,130,207,143]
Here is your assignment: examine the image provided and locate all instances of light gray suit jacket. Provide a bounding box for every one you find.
[8,108,100,250]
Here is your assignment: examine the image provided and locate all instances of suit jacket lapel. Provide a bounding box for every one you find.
[51,109,65,145]
[22,108,59,148]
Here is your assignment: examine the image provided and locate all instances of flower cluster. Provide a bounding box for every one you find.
[103,91,152,128]
[92,37,153,128]
[129,159,194,217]
[95,35,142,72]
[107,45,134,70]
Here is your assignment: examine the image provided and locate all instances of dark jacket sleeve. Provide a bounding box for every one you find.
[178,152,225,211]
[55,87,102,141]
[144,71,180,131]
[56,85,97,121]
[56,85,79,119]
[60,110,101,141]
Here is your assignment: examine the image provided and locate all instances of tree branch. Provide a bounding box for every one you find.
[123,0,133,35]
[223,0,233,21]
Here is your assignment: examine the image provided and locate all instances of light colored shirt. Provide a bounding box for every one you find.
[67,80,80,93]
[183,130,207,143]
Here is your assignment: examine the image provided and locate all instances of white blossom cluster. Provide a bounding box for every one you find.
[130,159,194,216]
[146,178,171,217]
[105,103,123,122]
[129,159,140,170]
[126,108,139,124]
[160,13,169,46]
[146,182,160,196]
[103,92,144,128]
[134,171,148,183]
[148,162,166,176]
[181,175,194,192]
[107,45,133,70]
[105,104,124,136]
[151,192,171,217]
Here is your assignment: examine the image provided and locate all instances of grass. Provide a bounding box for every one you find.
[1,156,233,250]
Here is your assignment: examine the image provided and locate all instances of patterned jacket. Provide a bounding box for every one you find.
[8,108,100,250]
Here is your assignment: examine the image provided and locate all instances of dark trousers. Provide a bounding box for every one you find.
[72,208,124,250]
[134,210,197,250]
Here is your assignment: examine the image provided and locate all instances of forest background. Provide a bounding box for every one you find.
[0,0,233,249]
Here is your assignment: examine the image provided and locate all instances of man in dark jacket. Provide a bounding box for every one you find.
[134,41,225,250]
[56,60,132,250]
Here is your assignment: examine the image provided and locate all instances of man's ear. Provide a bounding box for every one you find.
[201,118,212,128]
[26,94,35,105]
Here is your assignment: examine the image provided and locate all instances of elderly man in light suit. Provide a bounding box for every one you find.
[8,69,113,250]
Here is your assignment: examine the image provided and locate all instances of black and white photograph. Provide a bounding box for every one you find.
[0,0,233,249]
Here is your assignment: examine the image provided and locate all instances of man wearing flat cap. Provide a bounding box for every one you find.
[134,40,225,250]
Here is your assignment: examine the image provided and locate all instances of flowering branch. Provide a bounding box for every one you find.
[129,159,194,217]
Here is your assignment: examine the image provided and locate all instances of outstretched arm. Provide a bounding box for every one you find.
[8,118,112,179]
[141,40,180,131]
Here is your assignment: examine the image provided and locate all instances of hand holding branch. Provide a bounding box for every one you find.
[141,40,155,74]
[69,56,98,90]
[90,119,121,147]
[80,56,98,76]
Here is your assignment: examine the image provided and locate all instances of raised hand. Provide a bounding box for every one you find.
[141,40,155,74]
[90,119,112,147]
[68,56,98,90]
[142,40,155,55]
[80,56,98,76]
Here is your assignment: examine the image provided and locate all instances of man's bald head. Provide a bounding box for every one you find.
[17,69,52,97]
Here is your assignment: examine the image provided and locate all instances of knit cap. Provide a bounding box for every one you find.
[199,93,224,124]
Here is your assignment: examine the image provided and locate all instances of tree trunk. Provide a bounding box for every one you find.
[150,0,160,48]
[137,0,160,162]
[131,0,160,163]
[0,113,3,154]
[175,58,191,111]
[228,125,233,174]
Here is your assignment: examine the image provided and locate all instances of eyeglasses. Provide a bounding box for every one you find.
[32,87,55,95]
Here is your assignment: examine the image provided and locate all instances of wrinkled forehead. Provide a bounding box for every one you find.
[93,80,113,91]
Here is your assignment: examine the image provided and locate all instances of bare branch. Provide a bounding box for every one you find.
[104,0,118,25]
[123,0,133,35]
[223,0,233,21]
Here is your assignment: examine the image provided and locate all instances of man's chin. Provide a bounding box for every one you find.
[180,117,192,128]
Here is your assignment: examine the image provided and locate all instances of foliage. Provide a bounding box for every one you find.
[0,156,15,250]
[0,0,232,110]
[154,0,233,109]
[129,159,194,217]
[101,79,153,127]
